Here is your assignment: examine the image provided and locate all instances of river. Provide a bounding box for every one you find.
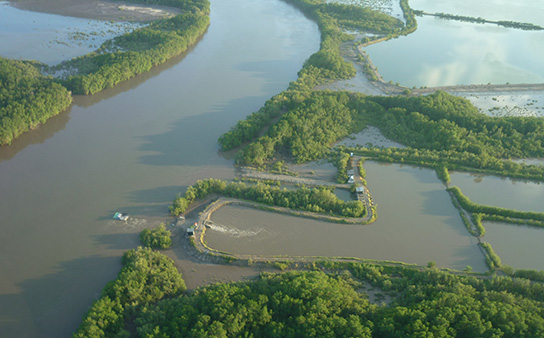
[0,0,320,336]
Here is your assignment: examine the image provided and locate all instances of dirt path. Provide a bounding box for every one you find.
[239,167,350,188]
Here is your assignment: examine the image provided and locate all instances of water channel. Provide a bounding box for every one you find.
[0,1,320,336]
[207,162,488,272]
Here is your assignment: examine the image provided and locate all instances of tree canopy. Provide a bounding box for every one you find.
[0,58,72,145]
[75,253,544,338]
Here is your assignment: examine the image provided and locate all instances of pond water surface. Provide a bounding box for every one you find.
[206,162,487,272]
[410,0,544,27]
[482,221,544,271]
[364,1,544,87]
[450,172,544,213]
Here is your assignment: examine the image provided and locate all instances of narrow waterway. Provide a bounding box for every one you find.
[0,1,320,337]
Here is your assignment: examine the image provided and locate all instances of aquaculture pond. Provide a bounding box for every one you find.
[449,171,544,213]
[206,162,487,272]
[410,0,544,27]
[364,1,544,87]
[482,221,544,271]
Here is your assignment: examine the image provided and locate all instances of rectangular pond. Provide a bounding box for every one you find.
[206,162,487,272]
[364,1,544,87]
[482,221,544,271]
[449,171,544,213]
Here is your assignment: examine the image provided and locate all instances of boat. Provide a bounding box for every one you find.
[113,212,129,221]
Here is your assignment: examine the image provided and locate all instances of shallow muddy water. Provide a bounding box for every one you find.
[0,1,144,65]
[206,162,487,272]
[0,1,319,336]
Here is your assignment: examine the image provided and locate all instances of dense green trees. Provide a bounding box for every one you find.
[218,0,405,151]
[232,91,371,165]
[73,247,186,337]
[367,91,544,159]
[140,224,173,249]
[135,270,374,337]
[222,90,544,185]
[0,58,72,145]
[60,5,210,95]
[1,0,210,144]
[77,254,544,337]
[171,178,366,219]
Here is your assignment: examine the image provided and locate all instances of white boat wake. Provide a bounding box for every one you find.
[207,222,264,238]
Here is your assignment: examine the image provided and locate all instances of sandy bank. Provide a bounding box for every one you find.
[7,0,180,21]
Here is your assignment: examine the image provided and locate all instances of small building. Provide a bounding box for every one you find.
[187,227,195,236]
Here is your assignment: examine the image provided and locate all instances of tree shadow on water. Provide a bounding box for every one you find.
[0,255,122,338]
[93,233,140,251]
[137,94,270,168]
[234,59,302,95]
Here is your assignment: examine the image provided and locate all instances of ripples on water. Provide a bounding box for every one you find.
[207,222,265,238]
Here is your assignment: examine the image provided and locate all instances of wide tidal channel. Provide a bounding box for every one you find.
[0,0,319,336]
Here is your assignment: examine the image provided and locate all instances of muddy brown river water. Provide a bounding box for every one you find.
[0,1,319,336]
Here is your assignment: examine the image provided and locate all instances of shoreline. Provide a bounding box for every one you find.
[6,0,180,21]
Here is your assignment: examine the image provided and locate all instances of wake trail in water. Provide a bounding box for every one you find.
[207,222,264,238]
